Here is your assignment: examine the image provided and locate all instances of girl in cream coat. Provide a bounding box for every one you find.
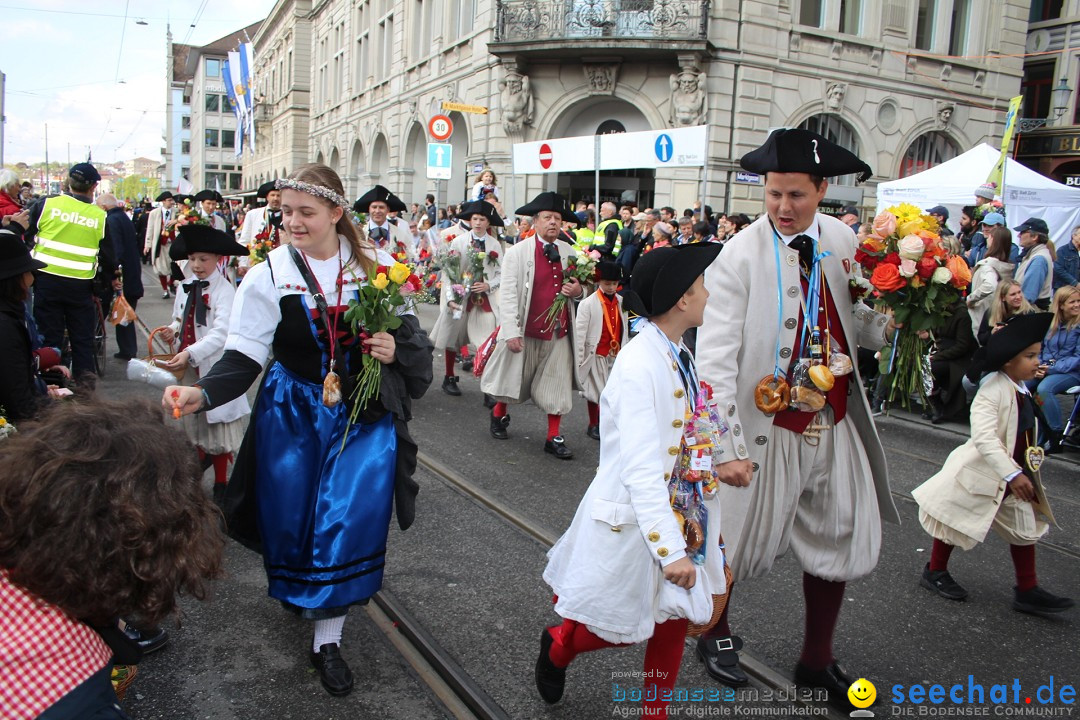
[538,243,725,720]
[573,261,628,440]
[913,312,1072,615]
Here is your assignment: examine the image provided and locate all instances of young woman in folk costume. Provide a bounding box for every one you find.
[429,200,503,403]
[573,261,628,441]
[164,164,433,697]
[157,224,251,505]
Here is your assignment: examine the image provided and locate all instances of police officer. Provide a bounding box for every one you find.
[591,201,623,260]
[24,163,116,380]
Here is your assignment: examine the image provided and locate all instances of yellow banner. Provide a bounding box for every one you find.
[441,101,488,115]
[986,95,1023,190]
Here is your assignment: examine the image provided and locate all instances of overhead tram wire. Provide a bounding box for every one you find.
[179,0,212,48]
[114,0,131,83]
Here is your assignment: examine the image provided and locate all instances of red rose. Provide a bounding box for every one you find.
[376,265,389,275]
[488,250,499,261]
[870,263,906,293]
[916,257,937,280]
[854,247,878,270]
[883,252,902,266]
[407,274,421,287]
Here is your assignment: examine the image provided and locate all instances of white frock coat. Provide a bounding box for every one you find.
[428,232,502,349]
[573,289,628,403]
[696,213,901,568]
[543,324,725,644]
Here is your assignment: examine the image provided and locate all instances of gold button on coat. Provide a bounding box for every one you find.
[672,419,683,428]
[657,547,669,558]
[674,389,685,398]
[668,446,679,455]
[648,531,660,542]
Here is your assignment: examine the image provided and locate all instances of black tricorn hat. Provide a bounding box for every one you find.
[621,243,722,318]
[595,261,623,282]
[257,181,278,199]
[155,190,174,202]
[515,191,578,224]
[740,128,872,183]
[354,185,407,213]
[455,200,504,227]
[0,229,47,280]
[193,189,218,202]
[174,194,191,205]
[170,223,248,260]
[967,312,1053,380]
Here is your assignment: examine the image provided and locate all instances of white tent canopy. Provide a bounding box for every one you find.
[876,143,1080,250]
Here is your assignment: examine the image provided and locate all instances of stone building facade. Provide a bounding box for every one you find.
[245,0,1031,215]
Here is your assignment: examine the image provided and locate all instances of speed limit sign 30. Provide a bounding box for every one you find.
[428,114,453,141]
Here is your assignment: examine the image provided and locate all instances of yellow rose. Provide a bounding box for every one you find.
[389,262,410,284]
[0,418,6,427]
[372,273,390,290]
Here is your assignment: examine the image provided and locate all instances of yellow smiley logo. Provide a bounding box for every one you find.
[848,678,876,709]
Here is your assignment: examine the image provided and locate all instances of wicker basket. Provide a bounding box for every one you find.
[686,561,733,637]
[145,326,185,381]
[111,664,138,702]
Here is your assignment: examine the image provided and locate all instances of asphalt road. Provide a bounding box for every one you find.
[98,267,1078,719]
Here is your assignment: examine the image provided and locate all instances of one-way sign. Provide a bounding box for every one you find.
[427,142,452,180]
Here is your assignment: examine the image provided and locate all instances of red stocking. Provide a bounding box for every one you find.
[493,402,508,418]
[547,414,561,441]
[799,572,845,671]
[587,401,600,426]
[444,350,457,377]
[547,619,622,667]
[1010,544,1037,592]
[642,619,689,720]
[210,454,230,485]
[930,539,954,572]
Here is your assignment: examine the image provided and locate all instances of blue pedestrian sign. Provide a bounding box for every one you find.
[654,134,673,163]
[427,142,453,180]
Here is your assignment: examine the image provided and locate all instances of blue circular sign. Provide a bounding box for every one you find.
[654,134,673,163]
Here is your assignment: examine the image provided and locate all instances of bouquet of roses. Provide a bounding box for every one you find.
[542,252,597,332]
[0,408,15,441]
[249,224,280,266]
[435,248,468,317]
[173,200,209,228]
[854,203,971,410]
[342,261,423,430]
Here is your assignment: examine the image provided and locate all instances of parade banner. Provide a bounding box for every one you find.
[223,57,244,157]
[240,43,256,154]
[985,95,1022,190]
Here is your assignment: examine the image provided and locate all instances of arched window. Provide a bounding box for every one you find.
[798,114,861,186]
[596,119,626,135]
[899,132,960,178]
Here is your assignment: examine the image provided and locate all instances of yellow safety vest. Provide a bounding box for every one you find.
[594,217,623,257]
[32,194,106,280]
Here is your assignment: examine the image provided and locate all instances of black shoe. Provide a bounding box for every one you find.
[161,291,171,299]
[535,627,566,704]
[113,352,133,361]
[490,411,509,440]
[123,624,169,654]
[794,660,857,712]
[311,643,354,696]
[483,393,496,409]
[696,636,749,687]
[1013,585,1075,615]
[920,563,968,601]
[586,424,600,441]
[461,358,474,373]
[212,483,227,507]
[544,435,574,459]
[441,375,462,396]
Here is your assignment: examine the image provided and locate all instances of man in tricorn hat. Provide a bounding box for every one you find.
[193,189,227,233]
[354,185,415,262]
[429,201,503,402]
[695,128,901,711]
[480,192,584,459]
[144,190,177,298]
[238,181,284,277]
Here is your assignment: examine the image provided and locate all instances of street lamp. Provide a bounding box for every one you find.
[1017,78,1074,132]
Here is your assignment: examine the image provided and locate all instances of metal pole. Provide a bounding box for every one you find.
[44,123,49,192]
[701,123,710,221]
[593,135,601,211]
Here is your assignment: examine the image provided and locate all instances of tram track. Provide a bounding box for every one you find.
[406,451,849,720]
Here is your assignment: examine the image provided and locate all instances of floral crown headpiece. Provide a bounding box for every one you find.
[275,178,350,209]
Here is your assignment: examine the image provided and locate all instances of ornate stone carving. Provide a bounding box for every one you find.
[584,63,618,95]
[936,101,955,128]
[669,69,706,126]
[825,82,846,111]
[499,69,534,134]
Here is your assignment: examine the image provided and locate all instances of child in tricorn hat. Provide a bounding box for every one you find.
[913,312,1073,614]
[573,261,628,440]
[538,243,728,719]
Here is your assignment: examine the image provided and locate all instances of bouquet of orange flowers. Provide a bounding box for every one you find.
[249,224,280,266]
[855,203,971,410]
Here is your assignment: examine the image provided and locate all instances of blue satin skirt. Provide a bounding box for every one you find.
[254,363,397,609]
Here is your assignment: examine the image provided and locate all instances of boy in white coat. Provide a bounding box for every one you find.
[538,243,726,720]
[573,261,628,440]
[159,224,251,503]
[913,312,1073,614]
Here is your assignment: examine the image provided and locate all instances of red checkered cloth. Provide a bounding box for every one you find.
[0,569,112,720]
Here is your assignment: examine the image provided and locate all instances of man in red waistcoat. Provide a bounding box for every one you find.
[480,192,584,459]
[695,129,902,712]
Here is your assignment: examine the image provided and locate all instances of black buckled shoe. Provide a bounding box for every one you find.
[123,624,169,654]
[696,635,748,687]
[920,563,968,601]
[1013,585,1075,615]
[544,435,574,459]
[535,627,566,704]
[794,660,856,712]
[490,411,510,440]
[311,643,354,696]
[586,424,601,441]
[483,393,496,409]
[442,375,462,396]
[461,358,474,373]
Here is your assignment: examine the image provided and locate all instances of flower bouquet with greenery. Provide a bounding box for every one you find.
[542,252,597,332]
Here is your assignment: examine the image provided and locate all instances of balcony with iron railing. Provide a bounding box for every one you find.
[490,0,711,59]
